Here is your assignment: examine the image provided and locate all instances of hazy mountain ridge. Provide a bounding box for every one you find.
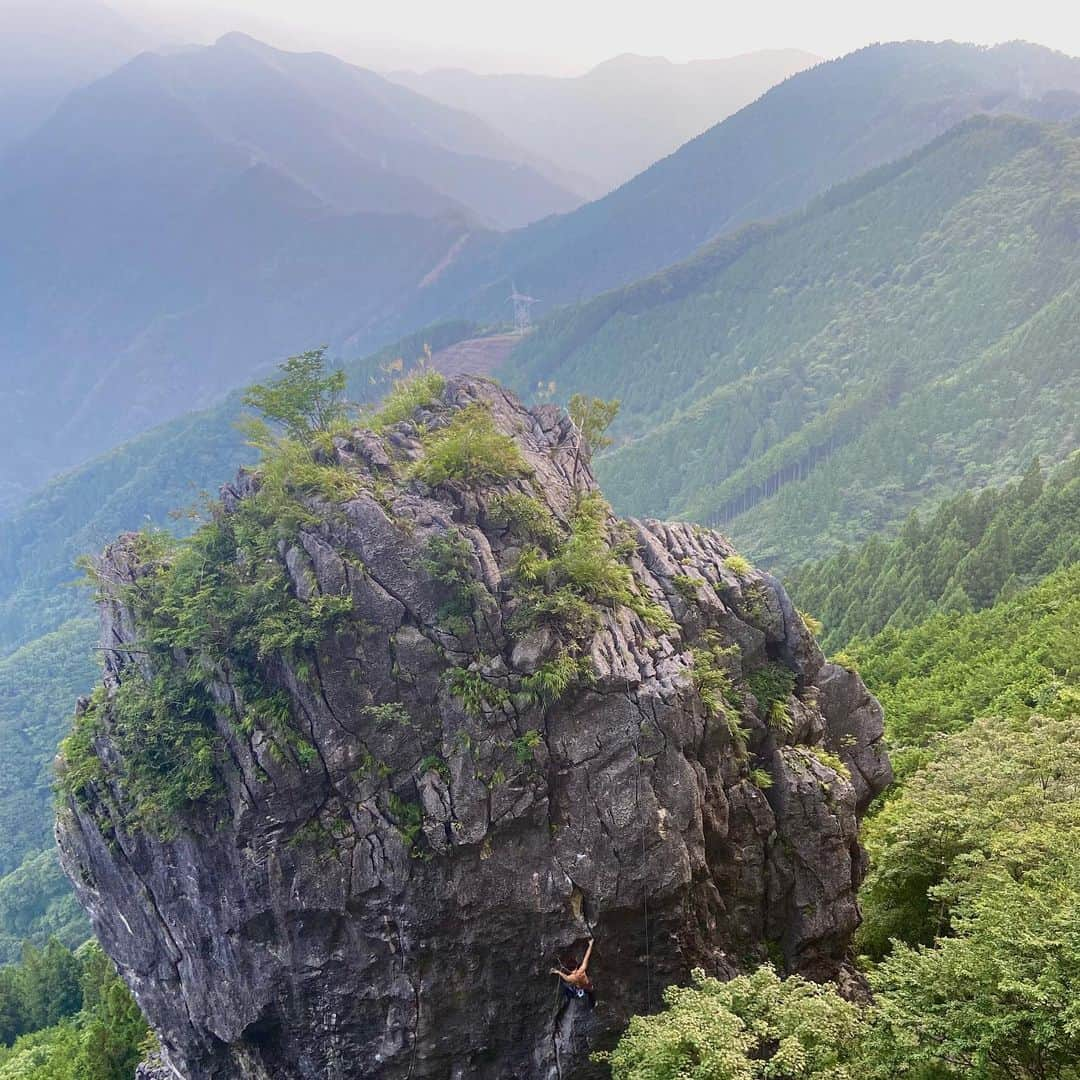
[389,48,819,196]
[0,0,146,151]
[0,31,556,506]
[4,38,1079,512]
[403,40,1080,329]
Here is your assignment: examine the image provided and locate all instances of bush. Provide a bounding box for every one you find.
[447,667,510,717]
[412,405,530,488]
[724,553,754,577]
[747,662,796,716]
[368,369,446,431]
[418,528,493,637]
[514,493,675,636]
[690,633,747,749]
[597,964,866,1079]
[487,492,561,548]
[518,654,593,706]
[807,747,850,780]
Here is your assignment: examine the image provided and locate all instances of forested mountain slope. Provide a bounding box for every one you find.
[5,39,1079,510]
[410,40,1080,325]
[0,624,95,961]
[786,455,1080,650]
[500,115,1080,564]
[390,49,818,196]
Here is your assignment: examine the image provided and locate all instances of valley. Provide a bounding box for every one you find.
[0,11,1079,1079]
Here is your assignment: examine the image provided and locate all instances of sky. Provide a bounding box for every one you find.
[116,0,1080,74]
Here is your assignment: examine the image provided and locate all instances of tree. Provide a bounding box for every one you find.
[0,967,26,1047]
[866,828,1080,1079]
[858,712,1080,960]
[597,965,866,1079]
[568,394,620,486]
[241,348,348,443]
[16,939,82,1033]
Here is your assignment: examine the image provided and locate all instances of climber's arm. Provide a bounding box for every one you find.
[580,938,594,971]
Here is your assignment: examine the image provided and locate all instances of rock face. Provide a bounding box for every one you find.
[56,377,890,1079]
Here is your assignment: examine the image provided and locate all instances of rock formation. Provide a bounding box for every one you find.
[56,376,890,1079]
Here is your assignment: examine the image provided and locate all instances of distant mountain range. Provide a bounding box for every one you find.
[0,0,147,151]
[0,32,580,508]
[3,38,1080,514]
[406,40,1080,324]
[389,49,819,197]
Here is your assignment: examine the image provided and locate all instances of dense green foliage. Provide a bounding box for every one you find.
[0,624,94,963]
[865,826,1080,1080]
[0,854,86,970]
[787,455,1080,650]
[598,965,865,1079]
[847,563,1080,759]
[500,116,1080,566]
[0,623,96,879]
[849,559,1080,1077]
[0,941,147,1079]
[859,709,1080,959]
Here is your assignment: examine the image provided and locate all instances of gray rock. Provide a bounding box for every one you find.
[56,378,890,1080]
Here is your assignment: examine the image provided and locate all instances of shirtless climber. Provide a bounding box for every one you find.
[551,938,595,1008]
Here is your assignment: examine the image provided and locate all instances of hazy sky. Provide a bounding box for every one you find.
[117,0,1080,74]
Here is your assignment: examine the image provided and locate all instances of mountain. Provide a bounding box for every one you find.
[5,39,1080,512]
[495,114,1080,565]
[0,0,146,151]
[390,49,819,196]
[0,33,584,508]
[402,40,1080,325]
[55,375,888,1076]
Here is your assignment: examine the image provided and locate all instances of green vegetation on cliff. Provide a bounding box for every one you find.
[60,365,363,833]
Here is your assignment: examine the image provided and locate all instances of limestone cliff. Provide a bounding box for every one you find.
[56,377,890,1079]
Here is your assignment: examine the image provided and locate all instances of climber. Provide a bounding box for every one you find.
[551,938,595,1008]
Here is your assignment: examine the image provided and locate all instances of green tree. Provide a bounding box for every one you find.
[241,348,348,443]
[858,712,1080,960]
[597,965,865,1079]
[16,941,82,1034]
[568,394,620,485]
[0,969,25,1047]
[866,827,1080,1079]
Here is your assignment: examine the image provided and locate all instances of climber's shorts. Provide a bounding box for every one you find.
[562,984,596,1009]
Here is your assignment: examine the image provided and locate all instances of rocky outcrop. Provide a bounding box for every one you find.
[56,377,890,1079]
